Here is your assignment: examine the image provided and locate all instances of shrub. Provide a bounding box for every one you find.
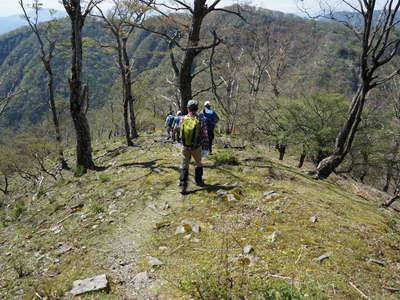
[212,150,239,166]
[13,201,26,220]
[88,202,105,214]
[98,173,110,183]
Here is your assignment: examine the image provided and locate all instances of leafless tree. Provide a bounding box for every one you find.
[62,0,103,173]
[96,0,149,146]
[19,0,69,169]
[138,0,244,113]
[300,1,400,179]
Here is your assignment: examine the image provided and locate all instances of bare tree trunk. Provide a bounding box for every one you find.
[64,1,95,173]
[383,164,393,192]
[298,151,306,168]
[0,175,8,195]
[47,65,69,169]
[277,144,286,161]
[123,96,133,146]
[122,38,138,139]
[316,87,366,178]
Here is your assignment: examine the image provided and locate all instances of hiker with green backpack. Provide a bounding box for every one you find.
[179,99,209,195]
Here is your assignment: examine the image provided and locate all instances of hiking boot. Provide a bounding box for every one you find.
[179,168,189,186]
[195,167,204,186]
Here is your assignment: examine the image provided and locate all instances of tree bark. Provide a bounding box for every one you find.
[46,63,69,169]
[122,37,138,139]
[298,151,306,168]
[277,144,286,161]
[117,36,133,146]
[316,87,367,179]
[64,0,95,173]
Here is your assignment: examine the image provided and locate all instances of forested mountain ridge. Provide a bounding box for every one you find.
[0,6,359,131]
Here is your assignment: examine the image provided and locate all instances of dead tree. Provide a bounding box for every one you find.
[62,0,102,173]
[301,1,400,179]
[19,0,69,169]
[139,0,243,113]
[209,42,242,134]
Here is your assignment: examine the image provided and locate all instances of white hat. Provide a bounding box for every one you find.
[204,101,211,107]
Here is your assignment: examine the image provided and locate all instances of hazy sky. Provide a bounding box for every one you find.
[0,0,308,17]
[0,0,388,17]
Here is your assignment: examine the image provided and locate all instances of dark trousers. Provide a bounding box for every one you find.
[208,128,215,153]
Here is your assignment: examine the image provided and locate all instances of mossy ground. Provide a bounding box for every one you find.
[0,134,399,299]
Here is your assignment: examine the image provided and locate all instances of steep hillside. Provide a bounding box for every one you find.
[0,134,399,299]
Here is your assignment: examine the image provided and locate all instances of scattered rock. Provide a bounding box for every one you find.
[92,225,98,229]
[183,234,192,240]
[70,274,108,296]
[147,256,164,267]
[175,220,201,233]
[5,252,11,256]
[243,245,254,254]
[191,238,200,243]
[115,189,125,197]
[56,242,73,255]
[310,216,318,223]
[50,225,62,234]
[216,190,237,201]
[175,225,186,235]
[367,258,385,266]
[263,191,281,202]
[296,188,306,194]
[153,168,166,174]
[133,271,149,290]
[267,231,278,243]
[158,246,168,251]
[312,252,332,263]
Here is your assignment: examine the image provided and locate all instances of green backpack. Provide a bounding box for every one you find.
[181,116,201,147]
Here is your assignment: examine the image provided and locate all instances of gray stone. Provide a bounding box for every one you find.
[70,274,108,296]
[267,231,278,243]
[158,246,168,251]
[312,252,332,263]
[148,256,164,267]
[191,238,200,243]
[310,216,318,223]
[56,242,72,255]
[367,258,385,266]
[243,245,254,254]
[264,192,281,201]
[181,220,201,233]
[115,189,125,197]
[175,225,186,235]
[133,271,149,290]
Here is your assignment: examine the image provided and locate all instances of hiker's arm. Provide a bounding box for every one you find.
[215,112,220,123]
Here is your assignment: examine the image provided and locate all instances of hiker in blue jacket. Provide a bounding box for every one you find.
[164,111,175,139]
[201,101,219,154]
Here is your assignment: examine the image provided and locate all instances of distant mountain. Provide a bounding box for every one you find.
[0,6,361,130]
[0,9,65,35]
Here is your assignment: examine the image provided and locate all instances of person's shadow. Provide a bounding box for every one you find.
[183,183,237,195]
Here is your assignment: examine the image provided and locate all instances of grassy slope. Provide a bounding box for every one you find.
[0,134,399,299]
